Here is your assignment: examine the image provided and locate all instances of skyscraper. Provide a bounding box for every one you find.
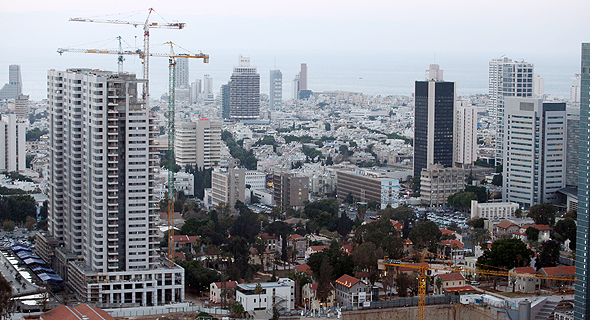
[454,101,477,168]
[489,57,534,165]
[175,55,189,88]
[0,114,26,171]
[0,65,22,100]
[299,63,307,91]
[501,97,565,209]
[229,55,260,120]
[203,74,214,105]
[269,69,282,111]
[39,68,184,306]
[575,43,590,320]
[413,64,455,178]
[190,79,201,104]
[221,82,231,119]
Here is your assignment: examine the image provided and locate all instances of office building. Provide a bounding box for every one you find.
[175,119,221,169]
[269,69,282,111]
[454,100,477,168]
[489,57,534,165]
[203,74,214,105]
[229,56,260,120]
[502,97,566,209]
[14,94,29,120]
[420,163,465,206]
[575,43,590,320]
[299,63,307,91]
[39,69,184,306]
[0,113,26,171]
[211,167,246,211]
[567,106,580,186]
[336,169,399,209]
[273,172,309,211]
[292,74,300,100]
[175,55,189,88]
[413,64,455,178]
[221,82,231,119]
[0,65,22,100]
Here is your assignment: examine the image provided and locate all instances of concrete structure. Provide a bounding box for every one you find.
[287,234,308,258]
[211,167,245,210]
[175,119,221,169]
[566,106,580,186]
[299,63,307,92]
[14,94,29,119]
[489,57,534,165]
[270,69,282,111]
[230,55,260,120]
[414,64,455,177]
[334,274,370,307]
[420,163,465,206]
[175,121,197,168]
[454,100,477,168]
[520,224,551,242]
[209,281,238,304]
[434,273,466,295]
[502,98,566,209]
[273,172,309,210]
[336,169,399,208]
[0,65,22,100]
[470,200,519,220]
[175,55,189,88]
[203,74,214,104]
[39,69,184,307]
[493,221,520,238]
[235,278,295,312]
[0,113,26,171]
[575,43,590,320]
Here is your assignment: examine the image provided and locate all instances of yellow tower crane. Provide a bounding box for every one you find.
[69,8,186,100]
[379,250,577,320]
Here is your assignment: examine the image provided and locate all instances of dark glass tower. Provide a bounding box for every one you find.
[413,65,455,178]
[575,43,590,320]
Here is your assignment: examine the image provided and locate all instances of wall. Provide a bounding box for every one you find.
[341,304,510,320]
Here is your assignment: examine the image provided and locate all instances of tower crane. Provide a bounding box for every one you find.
[70,8,186,100]
[57,36,142,73]
[378,250,577,320]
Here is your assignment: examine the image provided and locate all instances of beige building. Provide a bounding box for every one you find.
[211,167,246,211]
[273,172,309,211]
[420,163,465,206]
[175,119,221,169]
[470,200,519,220]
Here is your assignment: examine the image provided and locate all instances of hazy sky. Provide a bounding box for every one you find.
[1,0,588,99]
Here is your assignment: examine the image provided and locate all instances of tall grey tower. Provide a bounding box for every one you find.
[269,69,282,111]
[175,55,189,88]
[40,68,184,306]
[489,57,534,165]
[230,55,260,120]
[413,64,455,178]
[575,43,590,320]
[0,65,22,100]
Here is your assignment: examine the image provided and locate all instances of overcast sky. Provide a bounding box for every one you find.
[1,0,588,99]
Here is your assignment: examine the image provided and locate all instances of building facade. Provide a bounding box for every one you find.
[174,119,221,169]
[414,64,455,178]
[175,55,189,88]
[454,100,477,168]
[203,74,214,105]
[336,169,399,208]
[0,65,22,100]
[221,82,231,119]
[40,69,184,306]
[230,56,260,120]
[334,274,370,307]
[470,200,519,220]
[269,69,282,111]
[420,163,465,206]
[567,106,580,186]
[0,113,26,171]
[489,57,534,165]
[175,121,197,168]
[273,172,309,211]
[575,43,590,320]
[502,98,566,208]
[235,278,295,312]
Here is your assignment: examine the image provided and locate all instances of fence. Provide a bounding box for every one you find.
[105,303,230,317]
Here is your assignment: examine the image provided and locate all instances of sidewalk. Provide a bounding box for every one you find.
[0,249,43,296]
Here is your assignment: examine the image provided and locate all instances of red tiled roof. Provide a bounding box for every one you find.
[335,274,360,288]
[540,266,575,276]
[440,229,454,235]
[213,281,238,289]
[260,233,278,240]
[173,235,200,244]
[444,285,476,293]
[391,220,403,230]
[437,273,465,281]
[496,221,518,229]
[294,263,312,274]
[441,240,464,249]
[521,224,551,231]
[512,267,537,275]
[342,244,354,254]
[41,304,115,320]
[310,245,329,252]
[288,234,304,241]
[173,252,186,260]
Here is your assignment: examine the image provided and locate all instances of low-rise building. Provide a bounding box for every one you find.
[493,221,520,238]
[305,245,329,259]
[334,274,371,307]
[302,282,336,309]
[420,164,465,206]
[210,281,238,304]
[538,266,576,288]
[434,273,466,294]
[470,200,519,220]
[520,225,551,242]
[508,267,539,293]
[288,234,308,258]
[235,278,295,312]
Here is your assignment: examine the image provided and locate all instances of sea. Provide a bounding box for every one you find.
[0,50,580,102]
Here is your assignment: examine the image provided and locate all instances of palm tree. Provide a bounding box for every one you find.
[254,283,263,310]
[435,277,443,294]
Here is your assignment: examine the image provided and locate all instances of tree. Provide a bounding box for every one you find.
[535,240,561,270]
[491,174,502,186]
[447,192,478,211]
[525,227,539,243]
[2,221,15,232]
[395,272,413,297]
[471,228,491,246]
[477,238,533,271]
[528,203,557,226]
[465,185,489,203]
[353,242,381,285]
[555,218,577,250]
[177,260,221,293]
[254,283,263,310]
[25,216,36,231]
[308,241,354,282]
[316,255,333,305]
[335,215,353,237]
[408,221,441,252]
[343,193,354,204]
[229,301,245,318]
[467,218,485,229]
[230,203,260,243]
[325,123,331,131]
[0,273,14,320]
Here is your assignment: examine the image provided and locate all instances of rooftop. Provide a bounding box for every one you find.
[40,304,114,320]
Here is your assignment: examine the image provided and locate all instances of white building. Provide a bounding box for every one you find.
[489,57,534,165]
[175,121,197,168]
[269,70,282,111]
[502,97,566,208]
[175,55,189,88]
[571,74,581,106]
[533,74,544,97]
[39,69,184,306]
[0,113,26,171]
[190,79,201,104]
[175,119,221,170]
[203,74,214,104]
[235,278,295,312]
[454,100,477,168]
[470,200,519,220]
[174,171,194,196]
